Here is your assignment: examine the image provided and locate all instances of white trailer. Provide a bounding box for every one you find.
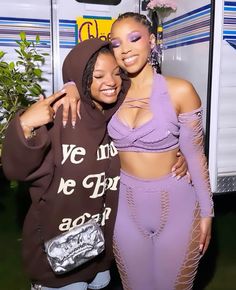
[1,0,236,193]
[162,0,236,193]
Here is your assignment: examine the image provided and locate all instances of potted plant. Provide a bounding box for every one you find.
[0,31,48,156]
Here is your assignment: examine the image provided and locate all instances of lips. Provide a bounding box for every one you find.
[101,88,116,96]
[123,55,138,66]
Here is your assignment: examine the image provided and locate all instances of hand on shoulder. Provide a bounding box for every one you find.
[165,76,201,114]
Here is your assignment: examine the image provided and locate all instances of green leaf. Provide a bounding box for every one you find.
[29,85,41,96]
[16,60,24,66]
[20,31,26,41]
[0,51,6,59]
[0,61,8,68]
[33,55,44,62]
[10,180,19,189]
[9,62,15,70]
[33,68,42,77]
[36,35,40,43]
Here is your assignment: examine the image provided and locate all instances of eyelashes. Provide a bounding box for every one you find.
[93,70,121,79]
[111,32,142,48]
[129,34,141,42]
[111,40,120,48]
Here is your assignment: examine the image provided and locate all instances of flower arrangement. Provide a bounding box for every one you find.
[146,0,177,20]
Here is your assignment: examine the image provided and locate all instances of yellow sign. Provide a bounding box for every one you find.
[77,17,115,43]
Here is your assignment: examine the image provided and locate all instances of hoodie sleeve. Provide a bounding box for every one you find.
[1,113,52,182]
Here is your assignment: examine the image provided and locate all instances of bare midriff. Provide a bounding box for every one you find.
[119,148,179,179]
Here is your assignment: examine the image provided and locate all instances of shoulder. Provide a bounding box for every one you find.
[163,75,201,114]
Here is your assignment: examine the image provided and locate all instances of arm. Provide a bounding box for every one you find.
[52,82,81,127]
[1,89,65,181]
[179,106,213,255]
[169,78,213,255]
[178,108,213,217]
[2,114,50,181]
[175,80,213,217]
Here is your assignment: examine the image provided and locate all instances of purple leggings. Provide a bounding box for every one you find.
[113,170,201,290]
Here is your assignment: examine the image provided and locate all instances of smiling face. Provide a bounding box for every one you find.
[89,51,122,110]
[110,17,154,75]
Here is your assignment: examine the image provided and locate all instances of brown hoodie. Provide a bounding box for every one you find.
[2,38,130,287]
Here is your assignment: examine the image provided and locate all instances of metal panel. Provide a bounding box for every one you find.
[217,176,236,193]
[214,0,236,193]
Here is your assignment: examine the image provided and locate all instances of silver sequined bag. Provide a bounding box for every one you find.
[44,219,105,274]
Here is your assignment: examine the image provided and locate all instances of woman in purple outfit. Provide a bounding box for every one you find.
[56,12,213,290]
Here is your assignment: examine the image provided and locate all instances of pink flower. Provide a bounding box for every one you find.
[147,0,177,11]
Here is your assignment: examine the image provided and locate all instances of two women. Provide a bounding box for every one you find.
[2,11,213,290]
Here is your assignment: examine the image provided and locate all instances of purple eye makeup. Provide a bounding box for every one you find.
[111,39,121,48]
[128,31,142,42]
[111,31,142,49]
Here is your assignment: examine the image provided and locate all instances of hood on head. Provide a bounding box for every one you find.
[62,38,110,105]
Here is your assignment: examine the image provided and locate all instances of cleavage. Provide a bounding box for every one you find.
[117,97,154,130]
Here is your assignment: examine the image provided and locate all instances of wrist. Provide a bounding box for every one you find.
[19,120,36,139]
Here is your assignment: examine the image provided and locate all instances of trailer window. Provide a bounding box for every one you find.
[75,0,121,5]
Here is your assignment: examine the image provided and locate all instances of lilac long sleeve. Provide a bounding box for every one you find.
[178,107,214,217]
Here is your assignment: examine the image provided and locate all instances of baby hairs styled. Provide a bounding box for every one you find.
[113,12,161,74]
[114,12,153,34]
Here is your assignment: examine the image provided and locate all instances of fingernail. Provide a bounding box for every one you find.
[61,89,66,93]
[72,121,76,128]
[199,244,203,253]
[172,173,176,178]
[176,175,181,180]
[64,81,75,86]
[78,112,81,120]
[171,167,176,172]
[63,121,67,128]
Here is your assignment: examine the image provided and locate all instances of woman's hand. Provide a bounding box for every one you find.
[199,217,212,256]
[52,82,81,128]
[171,151,191,181]
[19,89,65,138]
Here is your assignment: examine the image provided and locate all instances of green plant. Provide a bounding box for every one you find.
[0,32,48,145]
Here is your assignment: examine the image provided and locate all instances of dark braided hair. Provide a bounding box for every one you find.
[112,12,161,74]
[114,12,153,34]
[82,46,113,104]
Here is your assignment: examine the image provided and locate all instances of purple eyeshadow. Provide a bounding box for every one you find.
[128,32,141,42]
[111,39,120,48]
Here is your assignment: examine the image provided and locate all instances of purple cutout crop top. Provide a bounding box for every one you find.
[108,73,214,217]
[108,73,179,152]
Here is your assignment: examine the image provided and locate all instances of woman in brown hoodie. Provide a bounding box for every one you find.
[2,38,130,290]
